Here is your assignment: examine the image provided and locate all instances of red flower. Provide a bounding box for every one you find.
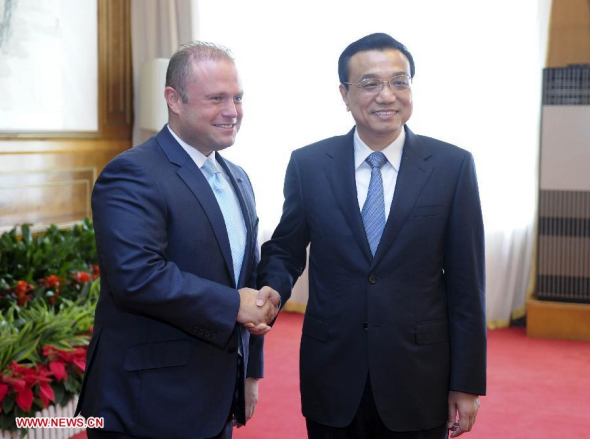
[16,386,34,412]
[48,361,67,382]
[13,280,34,307]
[43,345,88,376]
[2,362,54,412]
[40,275,62,305]
[38,382,55,408]
[73,271,92,284]
[1,375,26,392]
[92,265,100,279]
[71,355,87,372]
[0,344,90,416]
[40,275,61,290]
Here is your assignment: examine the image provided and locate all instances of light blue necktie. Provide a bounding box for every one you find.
[201,158,246,286]
[362,152,388,256]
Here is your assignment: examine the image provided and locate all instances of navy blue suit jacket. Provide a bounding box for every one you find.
[76,127,262,439]
[258,126,486,431]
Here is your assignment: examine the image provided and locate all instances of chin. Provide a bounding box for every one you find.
[213,143,234,152]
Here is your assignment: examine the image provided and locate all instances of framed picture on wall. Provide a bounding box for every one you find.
[0,0,98,138]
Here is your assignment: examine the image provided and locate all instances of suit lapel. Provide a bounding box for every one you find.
[155,129,235,283]
[372,126,434,266]
[324,129,373,262]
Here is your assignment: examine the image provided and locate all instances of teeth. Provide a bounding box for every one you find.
[216,124,234,128]
[374,111,396,115]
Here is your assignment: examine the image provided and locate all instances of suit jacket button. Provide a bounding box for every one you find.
[363,322,368,330]
[368,274,377,284]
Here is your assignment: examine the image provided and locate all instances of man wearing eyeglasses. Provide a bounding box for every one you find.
[258,33,486,438]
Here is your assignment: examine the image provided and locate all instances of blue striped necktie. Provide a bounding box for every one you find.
[201,159,246,286]
[362,152,388,256]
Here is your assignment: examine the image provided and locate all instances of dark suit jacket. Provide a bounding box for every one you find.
[76,127,262,439]
[258,126,486,432]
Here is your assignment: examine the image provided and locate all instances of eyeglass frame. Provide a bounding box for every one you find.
[342,73,413,95]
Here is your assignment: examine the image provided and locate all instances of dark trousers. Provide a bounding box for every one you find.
[306,377,448,439]
[87,419,233,439]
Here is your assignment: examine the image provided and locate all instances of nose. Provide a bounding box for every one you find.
[375,82,397,103]
[222,100,239,119]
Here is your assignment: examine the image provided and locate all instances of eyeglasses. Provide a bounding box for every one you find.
[343,73,412,95]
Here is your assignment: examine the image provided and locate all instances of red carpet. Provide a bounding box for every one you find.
[71,312,590,438]
[241,313,590,439]
[234,312,306,438]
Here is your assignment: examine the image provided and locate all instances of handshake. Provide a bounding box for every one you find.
[237,286,281,336]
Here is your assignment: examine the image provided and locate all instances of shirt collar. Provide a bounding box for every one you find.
[353,127,405,172]
[167,124,216,170]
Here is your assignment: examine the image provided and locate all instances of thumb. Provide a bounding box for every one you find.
[256,287,270,306]
[448,402,458,431]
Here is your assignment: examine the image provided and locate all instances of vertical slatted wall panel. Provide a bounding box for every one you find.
[537,65,590,303]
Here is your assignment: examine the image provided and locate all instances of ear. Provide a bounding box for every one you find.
[164,86,182,116]
[339,83,350,111]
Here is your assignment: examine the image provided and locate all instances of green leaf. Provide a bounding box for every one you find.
[52,382,66,406]
[2,393,15,414]
[21,224,31,243]
[0,410,16,431]
[63,373,79,393]
[33,397,45,411]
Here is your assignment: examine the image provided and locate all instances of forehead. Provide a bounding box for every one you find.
[347,49,410,79]
[188,58,242,92]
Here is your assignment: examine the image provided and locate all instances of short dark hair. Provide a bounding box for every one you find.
[338,33,415,88]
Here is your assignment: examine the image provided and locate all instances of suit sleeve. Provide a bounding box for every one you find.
[92,155,240,347]
[258,152,310,305]
[444,152,487,395]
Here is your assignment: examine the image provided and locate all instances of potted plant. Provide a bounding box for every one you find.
[0,220,99,437]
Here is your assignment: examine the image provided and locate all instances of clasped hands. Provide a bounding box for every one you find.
[237,286,280,336]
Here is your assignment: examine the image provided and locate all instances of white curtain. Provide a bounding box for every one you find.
[192,0,553,326]
[131,0,194,146]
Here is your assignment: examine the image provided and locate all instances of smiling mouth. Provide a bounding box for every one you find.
[373,110,398,116]
[214,124,236,129]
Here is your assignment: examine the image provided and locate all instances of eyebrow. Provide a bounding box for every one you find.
[359,71,409,81]
[204,91,244,98]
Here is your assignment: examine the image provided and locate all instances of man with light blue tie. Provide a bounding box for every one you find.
[77,41,280,439]
[258,33,486,439]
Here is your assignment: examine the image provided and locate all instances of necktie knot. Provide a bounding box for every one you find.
[202,159,224,191]
[201,158,219,177]
[365,152,388,170]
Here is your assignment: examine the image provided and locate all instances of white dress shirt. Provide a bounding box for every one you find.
[354,127,405,221]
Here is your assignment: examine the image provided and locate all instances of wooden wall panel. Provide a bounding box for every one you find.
[99,0,133,138]
[0,174,92,228]
[547,0,590,67]
[0,0,132,233]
